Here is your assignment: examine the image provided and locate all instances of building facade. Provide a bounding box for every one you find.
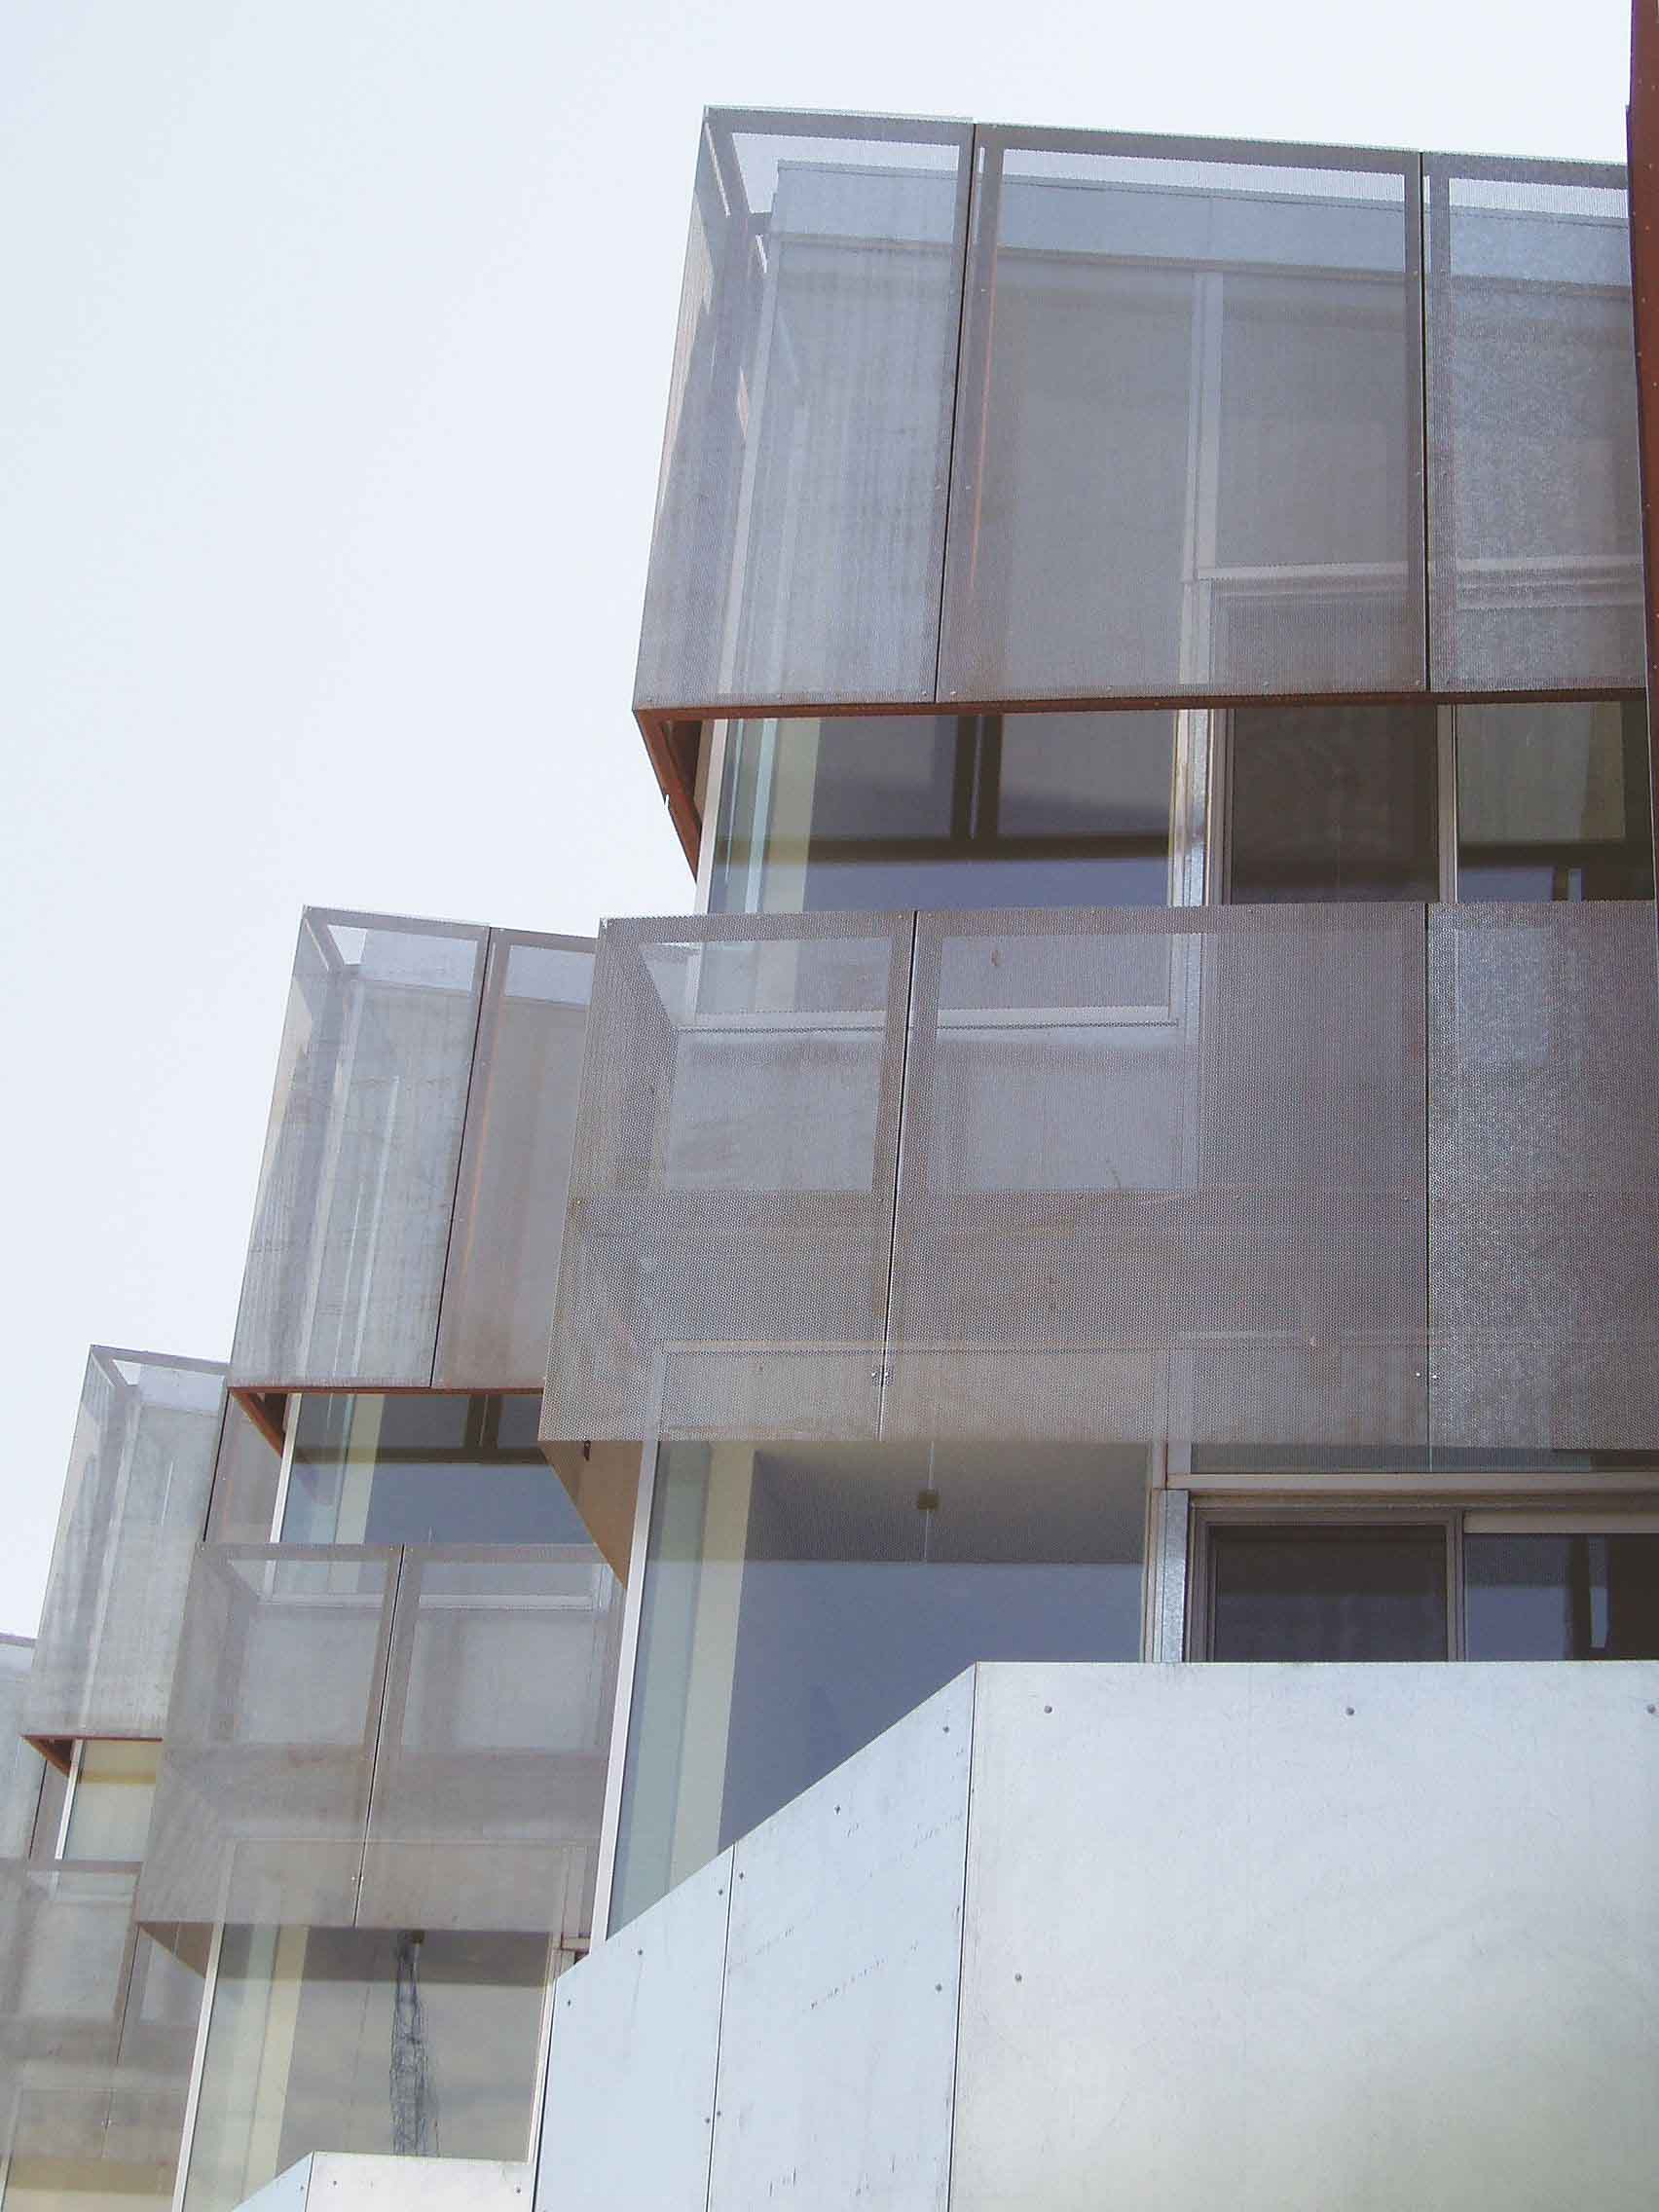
[5,76,1659,2212]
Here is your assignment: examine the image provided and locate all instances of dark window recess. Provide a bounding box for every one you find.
[1208,1526,1448,1661]
[1228,703,1440,902]
[710,711,1174,914]
[1456,699,1654,903]
[282,1392,587,1547]
[1464,1533,1659,1658]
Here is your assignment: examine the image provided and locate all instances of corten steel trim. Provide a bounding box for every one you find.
[1630,0,1659,903]
[636,711,702,872]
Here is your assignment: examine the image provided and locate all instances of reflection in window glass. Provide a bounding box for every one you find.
[1228,704,1440,902]
[611,1441,1148,1927]
[1464,1532,1659,1658]
[182,1926,552,2212]
[1208,1527,1448,1660]
[281,1394,587,1547]
[62,1740,159,1862]
[710,712,1174,914]
[1456,700,1653,902]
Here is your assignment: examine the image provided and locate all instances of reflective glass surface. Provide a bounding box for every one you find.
[1227,703,1439,902]
[182,1926,550,2212]
[281,1394,587,1547]
[612,1441,1147,1926]
[1456,700,1653,901]
[709,712,1175,913]
[1208,1526,1449,1660]
[1464,1532,1659,1657]
[61,1743,159,1864]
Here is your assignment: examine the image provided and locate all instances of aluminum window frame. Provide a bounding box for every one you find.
[691,707,1217,913]
[1185,1491,1659,1659]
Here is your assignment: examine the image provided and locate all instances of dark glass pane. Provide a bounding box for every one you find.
[1209,1526,1448,1660]
[611,1441,1148,1926]
[710,712,1174,914]
[1464,1532,1659,1658]
[282,1392,587,1547]
[185,1925,549,2205]
[1228,704,1439,902]
[1456,700,1654,903]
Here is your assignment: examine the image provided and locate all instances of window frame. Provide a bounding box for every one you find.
[1186,1493,1659,1660]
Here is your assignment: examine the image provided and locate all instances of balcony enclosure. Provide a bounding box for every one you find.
[636,115,1639,771]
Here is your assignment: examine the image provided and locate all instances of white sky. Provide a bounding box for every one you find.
[0,0,1634,1637]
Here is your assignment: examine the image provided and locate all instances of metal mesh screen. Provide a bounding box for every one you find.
[23,1350,225,1743]
[142,1543,618,1937]
[139,1547,397,1927]
[0,1899,200,2169]
[634,111,973,712]
[940,129,1425,703]
[885,907,1429,1453]
[358,1547,620,1938]
[0,1645,43,1860]
[1424,156,1642,692]
[434,933,595,1390]
[543,913,913,1443]
[1428,903,1659,1450]
[230,911,486,1390]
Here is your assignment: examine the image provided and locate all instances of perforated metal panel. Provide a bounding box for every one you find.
[940,129,1425,703]
[1428,903,1659,1451]
[142,1543,618,1938]
[139,1547,398,1928]
[0,1867,200,2171]
[1424,156,1642,692]
[230,912,486,1390]
[358,1547,620,1937]
[885,907,1428,1453]
[434,934,594,1390]
[543,913,912,1443]
[23,1348,225,1743]
[635,112,972,713]
[0,1643,43,1859]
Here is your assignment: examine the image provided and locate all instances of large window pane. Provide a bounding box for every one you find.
[611,1441,1147,1926]
[181,1926,550,2212]
[710,712,1175,914]
[281,1394,587,1547]
[61,1742,158,1864]
[1464,1532,1659,1657]
[1456,700,1653,902]
[1227,704,1439,902]
[1208,1526,1448,1660]
[940,132,1423,701]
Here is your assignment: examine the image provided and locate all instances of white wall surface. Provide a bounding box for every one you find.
[542,1659,1659,2212]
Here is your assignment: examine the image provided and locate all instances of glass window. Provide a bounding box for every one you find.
[204,1394,285,1546]
[182,1926,551,2212]
[61,1740,159,1863]
[1207,1525,1449,1660]
[1455,700,1653,902]
[280,1393,588,1547]
[710,712,1176,914]
[611,1441,1148,1927]
[1464,1531,1659,1658]
[1227,704,1440,902]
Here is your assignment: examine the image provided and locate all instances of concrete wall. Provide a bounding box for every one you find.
[539,1659,1659,2212]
